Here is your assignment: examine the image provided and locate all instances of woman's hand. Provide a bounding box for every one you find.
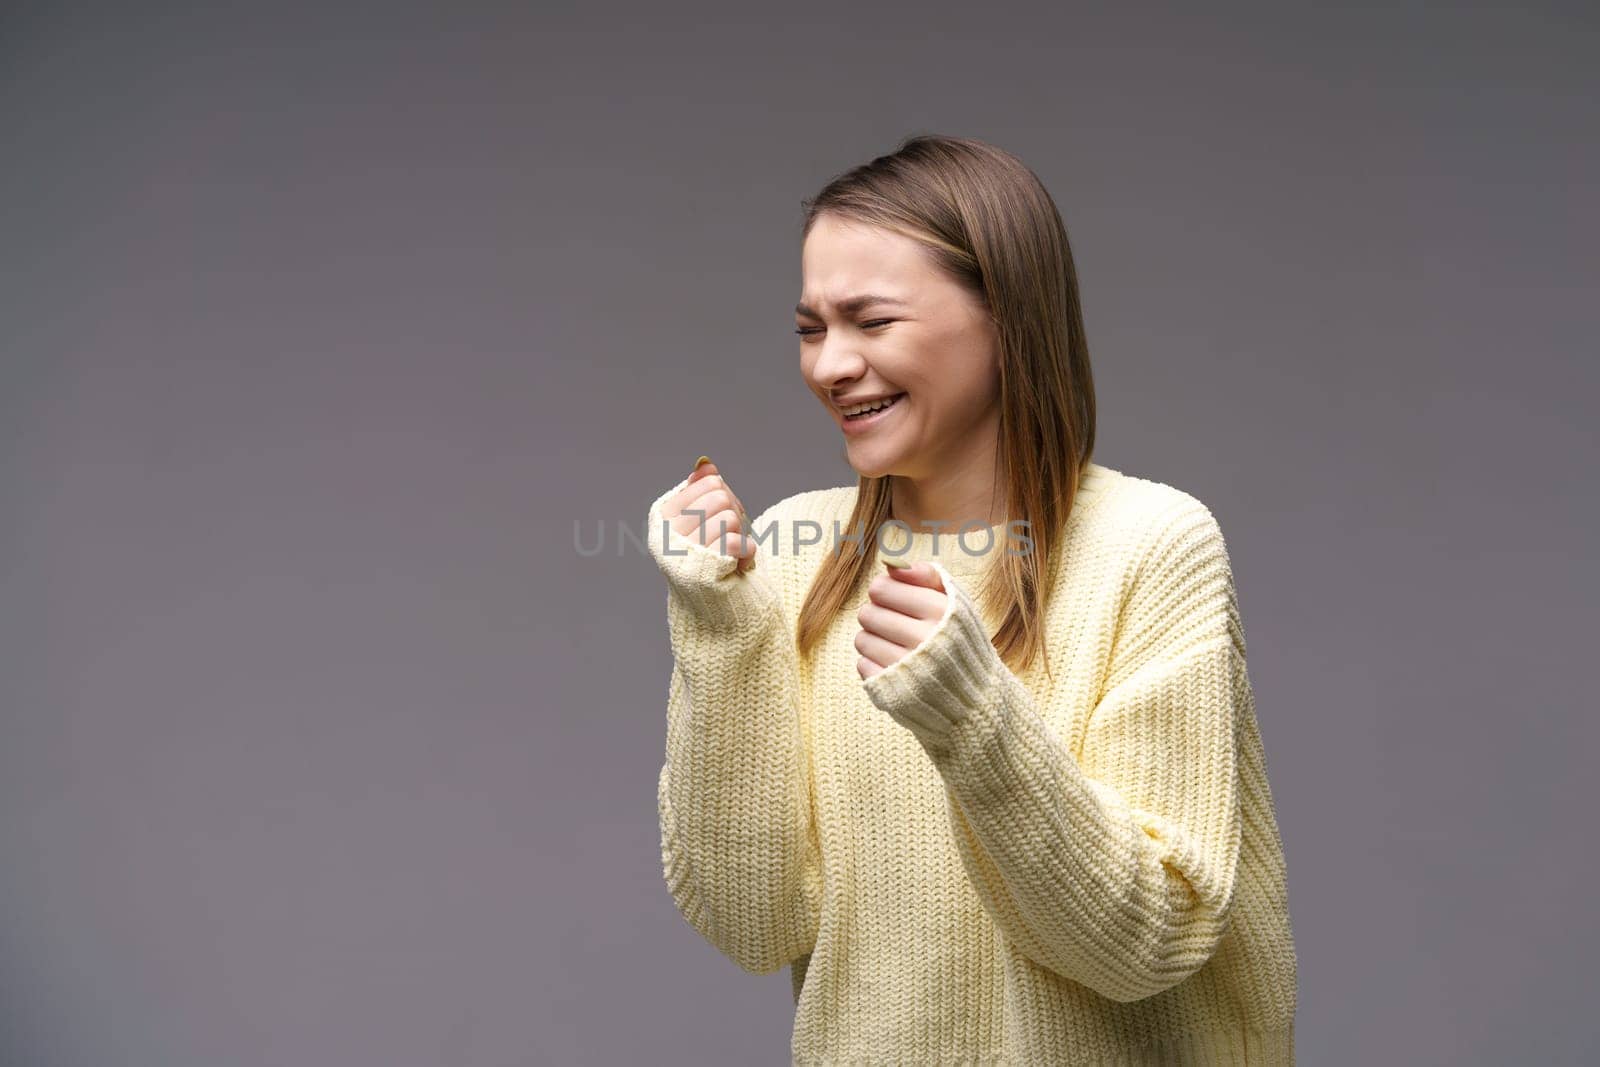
[663,457,757,574]
[854,561,948,679]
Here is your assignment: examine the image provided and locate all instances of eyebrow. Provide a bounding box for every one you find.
[794,293,911,318]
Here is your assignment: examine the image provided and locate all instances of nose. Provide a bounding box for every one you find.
[806,333,867,394]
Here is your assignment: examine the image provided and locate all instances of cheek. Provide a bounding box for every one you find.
[902,367,967,414]
[948,359,999,408]
[910,372,993,431]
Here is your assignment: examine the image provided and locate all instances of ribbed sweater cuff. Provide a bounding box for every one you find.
[645,476,778,635]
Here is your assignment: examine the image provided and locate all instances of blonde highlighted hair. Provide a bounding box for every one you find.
[794,133,1097,679]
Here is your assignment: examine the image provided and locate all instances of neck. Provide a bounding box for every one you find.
[888,419,1005,533]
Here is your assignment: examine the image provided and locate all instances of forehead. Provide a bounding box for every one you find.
[799,216,937,304]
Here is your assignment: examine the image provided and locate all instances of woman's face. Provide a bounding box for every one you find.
[796,213,1000,480]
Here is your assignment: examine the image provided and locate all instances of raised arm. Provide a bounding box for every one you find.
[646,475,824,974]
[860,501,1246,1002]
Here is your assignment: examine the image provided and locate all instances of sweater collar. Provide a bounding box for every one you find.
[875,462,1117,576]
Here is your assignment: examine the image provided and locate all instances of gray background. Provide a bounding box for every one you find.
[3,2,1596,1064]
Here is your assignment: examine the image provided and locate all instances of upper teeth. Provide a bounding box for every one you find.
[842,394,901,416]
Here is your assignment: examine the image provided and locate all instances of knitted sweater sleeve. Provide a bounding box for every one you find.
[860,502,1246,1003]
[644,476,824,975]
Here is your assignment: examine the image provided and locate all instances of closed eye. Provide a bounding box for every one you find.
[794,319,894,338]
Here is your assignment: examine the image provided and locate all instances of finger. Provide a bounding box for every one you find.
[882,559,946,592]
[695,507,745,551]
[688,463,746,520]
[854,626,908,669]
[714,491,754,556]
[683,466,726,505]
[668,473,719,514]
[672,504,740,548]
[693,480,754,570]
[857,654,884,680]
[678,475,731,510]
[672,478,751,538]
[714,524,759,563]
[856,599,932,649]
[670,484,736,537]
[695,527,756,560]
[865,573,948,622]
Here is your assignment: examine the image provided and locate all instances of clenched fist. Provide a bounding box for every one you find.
[662,457,757,574]
[854,560,948,679]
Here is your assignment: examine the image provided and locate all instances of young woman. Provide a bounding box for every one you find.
[645,134,1298,1065]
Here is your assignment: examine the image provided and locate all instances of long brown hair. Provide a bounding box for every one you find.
[794,133,1097,680]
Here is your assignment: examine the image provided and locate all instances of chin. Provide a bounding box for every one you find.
[843,441,908,480]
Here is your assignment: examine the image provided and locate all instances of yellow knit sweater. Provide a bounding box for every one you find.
[645,460,1298,1065]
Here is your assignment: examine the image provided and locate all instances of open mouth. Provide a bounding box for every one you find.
[843,393,906,421]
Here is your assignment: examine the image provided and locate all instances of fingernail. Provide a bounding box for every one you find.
[693,455,712,469]
[882,557,911,570]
